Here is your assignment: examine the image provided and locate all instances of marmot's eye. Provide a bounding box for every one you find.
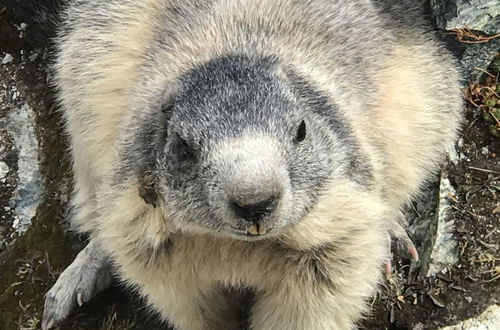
[294,120,306,143]
[178,137,194,159]
[173,134,195,162]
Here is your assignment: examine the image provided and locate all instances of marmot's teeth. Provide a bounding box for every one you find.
[257,225,267,235]
[247,224,259,235]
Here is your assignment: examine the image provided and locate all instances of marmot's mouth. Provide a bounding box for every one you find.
[226,226,278,241]
[246,223,267,235]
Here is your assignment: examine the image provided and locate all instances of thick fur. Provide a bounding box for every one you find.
[47,0,462,329]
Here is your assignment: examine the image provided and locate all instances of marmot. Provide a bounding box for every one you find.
[41,0,462,329]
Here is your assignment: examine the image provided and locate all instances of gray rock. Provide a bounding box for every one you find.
[431,0,500,35]
[407,176,440,254]
[0,102,43,233]
[424,176,459,276]
[460,38,500,84]
[432,1,500,84]
[407,172,459,278]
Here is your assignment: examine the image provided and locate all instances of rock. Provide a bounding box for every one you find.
[0,161,8,179]
[0,102,43,233]
[431,0,500,35]
[460,38,500,84]
[404,171,460,278]
[431,1,499,84]
[439,305,500,330]
[407,175,440,255]
[1,54,14,65]
[425,176,459,276]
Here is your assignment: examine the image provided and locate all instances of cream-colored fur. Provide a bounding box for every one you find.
[48,0,462,329]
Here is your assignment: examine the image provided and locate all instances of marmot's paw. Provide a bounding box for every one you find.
[385,228,419,279]
[41,244,113,330]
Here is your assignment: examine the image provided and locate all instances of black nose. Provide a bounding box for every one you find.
[231,196,277,222]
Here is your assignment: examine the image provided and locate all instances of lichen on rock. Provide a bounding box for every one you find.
[431,0,500,35]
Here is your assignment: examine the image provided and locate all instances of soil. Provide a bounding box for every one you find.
[0,3,498,330]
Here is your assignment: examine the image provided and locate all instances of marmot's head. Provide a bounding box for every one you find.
[131,55,366,240]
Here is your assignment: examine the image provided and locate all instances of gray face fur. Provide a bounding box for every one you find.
[128,55,365,240]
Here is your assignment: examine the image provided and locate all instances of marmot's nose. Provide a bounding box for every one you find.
[230,196,278,222]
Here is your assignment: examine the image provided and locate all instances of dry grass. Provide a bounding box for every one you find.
[100,306,137,330]
[446,28,500,44]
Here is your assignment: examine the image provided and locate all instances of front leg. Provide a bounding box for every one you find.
[42,240,113,330]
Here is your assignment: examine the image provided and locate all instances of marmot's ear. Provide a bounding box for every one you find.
[138,172,158,207]
[135,82,179,207]
[156,82,178,145]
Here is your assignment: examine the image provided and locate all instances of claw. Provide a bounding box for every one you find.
[389,221,419,262]
[42,318,54,330]
[408,244,419,262]
[385,259,392,279]
[77,292,84,307]
[385,223,420,281]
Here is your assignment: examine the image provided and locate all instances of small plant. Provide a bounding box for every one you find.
[464,55,500,138]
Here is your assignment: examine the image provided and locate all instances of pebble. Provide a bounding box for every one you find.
[0,161,9,179]
[1,54,14,65]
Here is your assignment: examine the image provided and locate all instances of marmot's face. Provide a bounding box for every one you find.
[155,55,349,240]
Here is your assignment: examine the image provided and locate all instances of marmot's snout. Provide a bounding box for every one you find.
[210,134,289,238]
[230,194,279,223]
[224,179,284,237]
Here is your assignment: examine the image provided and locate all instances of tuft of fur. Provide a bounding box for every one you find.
[46,0,462,329]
